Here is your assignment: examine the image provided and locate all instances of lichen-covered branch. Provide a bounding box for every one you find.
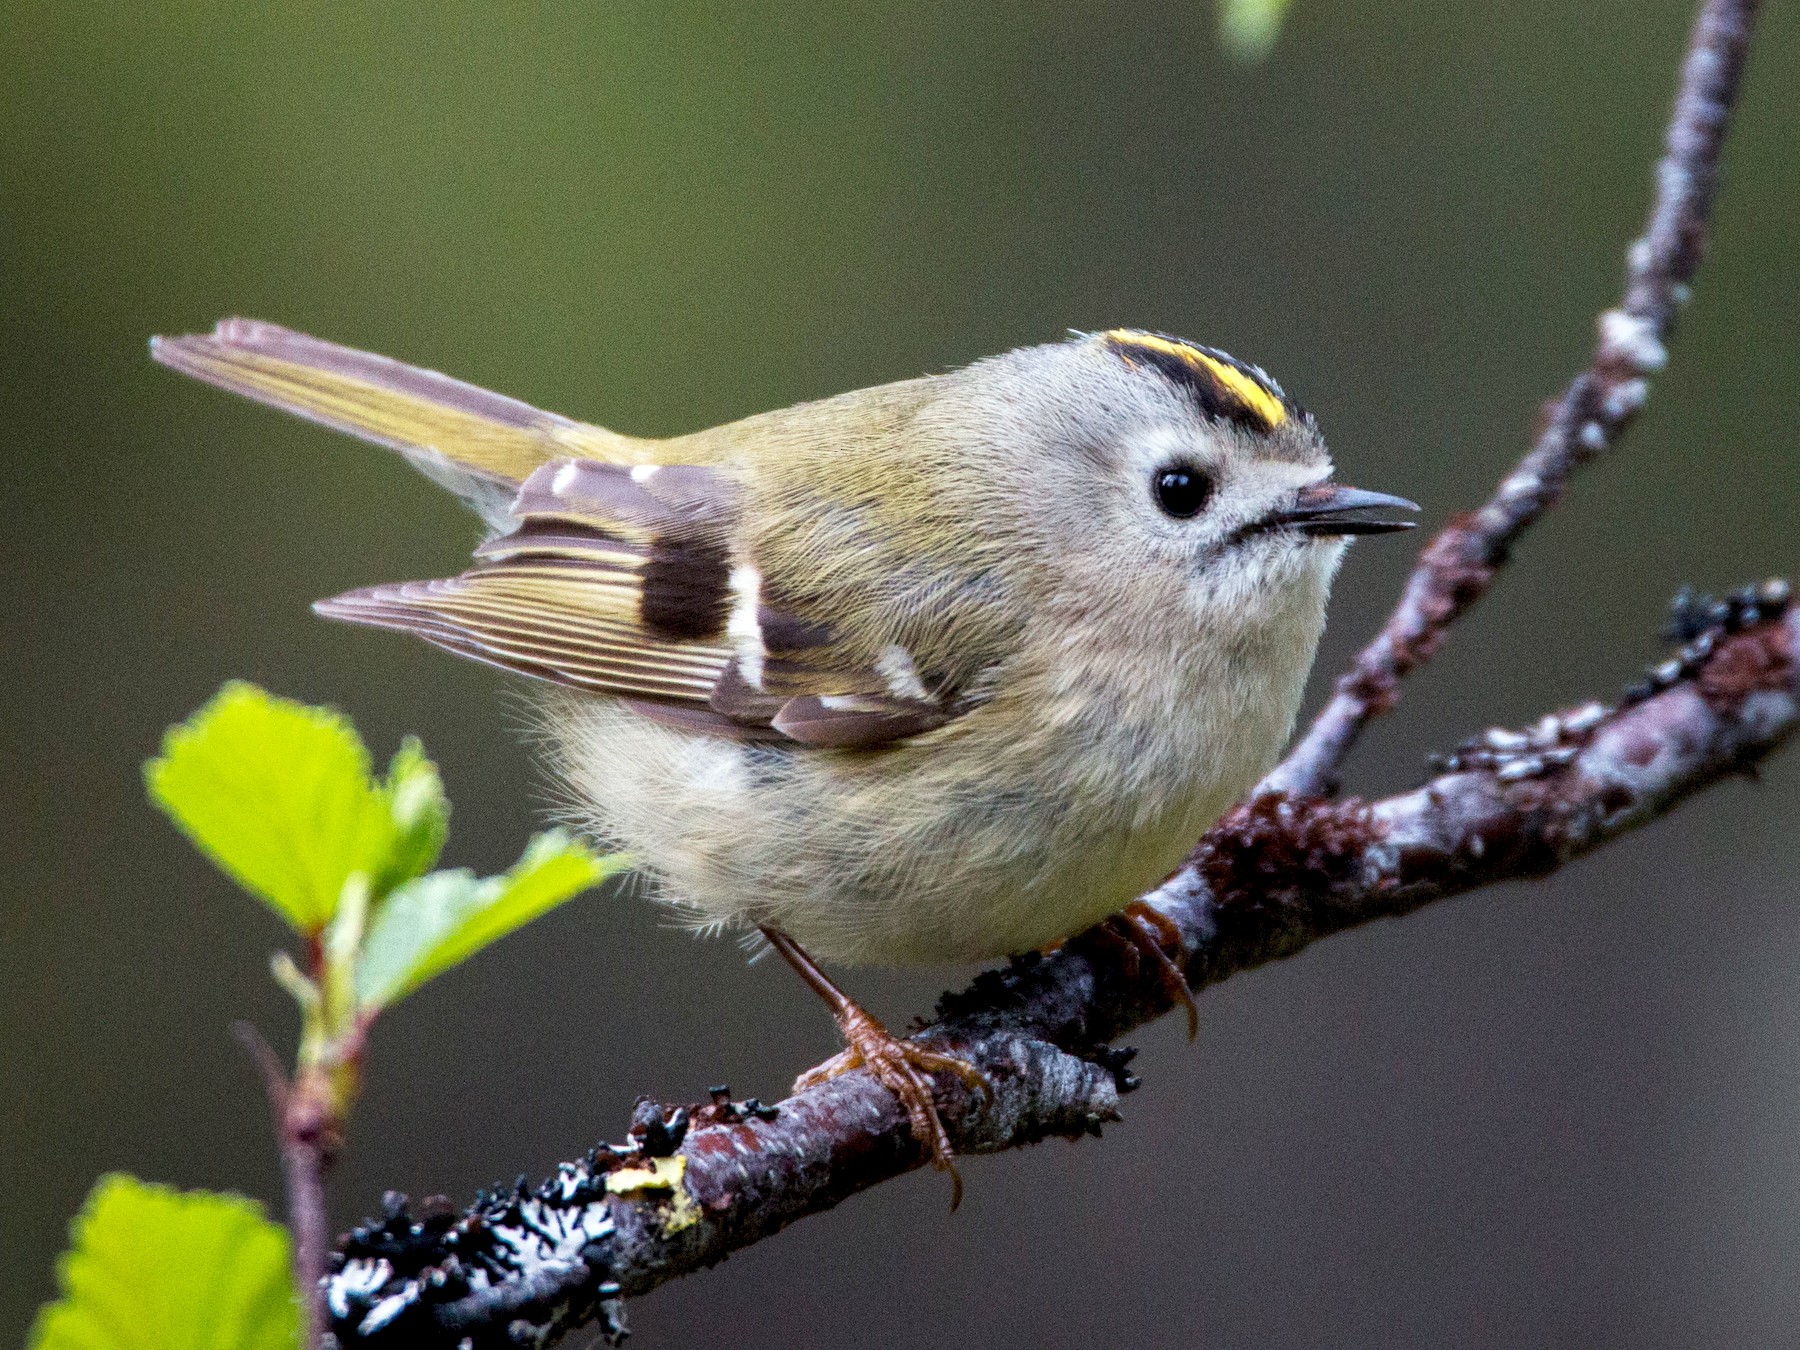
[1263,0,1762,798]
[324,588,1796,1349]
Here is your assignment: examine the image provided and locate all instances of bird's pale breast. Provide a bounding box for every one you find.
[546,548,1332,966]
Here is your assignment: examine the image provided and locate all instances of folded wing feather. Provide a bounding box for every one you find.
[154,318,965,748]
[318,459,959,747]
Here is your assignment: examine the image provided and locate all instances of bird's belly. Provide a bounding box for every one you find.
[546,691,1266,967]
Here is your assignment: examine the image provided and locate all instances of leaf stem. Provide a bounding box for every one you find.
[280,1085,336,1350]
[234,1021,336,1350]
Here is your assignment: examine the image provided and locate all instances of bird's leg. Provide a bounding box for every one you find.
[1109,902,1199,1041]
[761,926,984,1207]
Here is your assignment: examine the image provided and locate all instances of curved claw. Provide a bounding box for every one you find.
[793,1010,985,1209]
[766,926,984,1208]
[1116,903,1199,1041]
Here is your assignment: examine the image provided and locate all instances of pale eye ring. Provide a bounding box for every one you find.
[1152,464,1213,519]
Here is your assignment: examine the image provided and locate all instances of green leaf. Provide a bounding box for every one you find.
[1220,0,1294,62]
[357,830,622,1010]
[146,683,449,934]
[29,1174,298,1350]
[374,737,449,893]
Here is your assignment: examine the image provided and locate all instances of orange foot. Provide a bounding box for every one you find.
[762,927,987,1208]
[795,1004,987,1208]
[1095,902,1199,1041]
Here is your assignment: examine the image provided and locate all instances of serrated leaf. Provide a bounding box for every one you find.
[375,737,449,892]
[356,830,621,1010]
[29,1174,298,1350]
[146,683,449,933]
[1220,0,1294,61]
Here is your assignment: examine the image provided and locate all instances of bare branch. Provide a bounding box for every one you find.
[323,593,1796,1348]
[234,1018,341,1350]
[1264,0,1762,798]
[283,1120,334,1350]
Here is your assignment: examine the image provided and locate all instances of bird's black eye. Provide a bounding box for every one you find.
[1153,465,1213,519]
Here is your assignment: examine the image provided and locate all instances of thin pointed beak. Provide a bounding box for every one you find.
[1270,482,1420,536]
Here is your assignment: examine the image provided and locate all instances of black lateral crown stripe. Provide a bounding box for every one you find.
[639,535,733,642]
[1102,329,1295,431]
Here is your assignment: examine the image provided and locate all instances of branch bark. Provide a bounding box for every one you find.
[1263,0,1762,798]
[325,598,1796,1349]
[317,0,1772,1343]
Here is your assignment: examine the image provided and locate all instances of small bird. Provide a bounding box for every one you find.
[152,319,1415,1194]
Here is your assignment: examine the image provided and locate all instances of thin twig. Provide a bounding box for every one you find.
[1263,0,1762,798]
[231,1020,290,1120]
[323,596,1797,1347]
[234,1022,338,1350]
[283,1128,332,1350]
[234,1023,338,1350]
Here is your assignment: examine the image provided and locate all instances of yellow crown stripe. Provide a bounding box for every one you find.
[1101,329,1288,431]
[1191,354,1286,430]
[1103,330,1197,366]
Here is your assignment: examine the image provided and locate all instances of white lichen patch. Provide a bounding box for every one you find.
[327,1257,394,1320]
[1599,308,1669,372]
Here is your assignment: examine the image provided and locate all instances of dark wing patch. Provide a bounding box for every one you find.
[770,695,952,748]
[316,458,965,749]
[639,536,732,642]
[707,662,789,725]
[756,605,835,653]
[484,460,736,644]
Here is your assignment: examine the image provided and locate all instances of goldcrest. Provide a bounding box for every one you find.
[153,319,1414,1181]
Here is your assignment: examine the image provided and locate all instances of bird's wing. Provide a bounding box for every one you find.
[150,318,658,527]
[317,458,964,748]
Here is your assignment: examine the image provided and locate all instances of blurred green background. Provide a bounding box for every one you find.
[5,1,1798,1344]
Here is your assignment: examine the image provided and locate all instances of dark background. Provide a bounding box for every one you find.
[6,2,1798,1345]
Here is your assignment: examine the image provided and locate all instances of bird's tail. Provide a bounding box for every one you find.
[150,318,654,526]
